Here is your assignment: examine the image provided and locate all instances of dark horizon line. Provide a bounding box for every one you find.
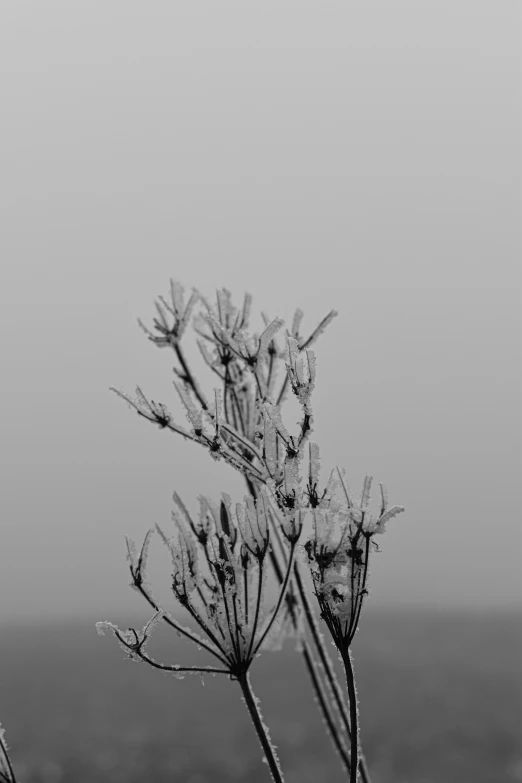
[1,602,521,630]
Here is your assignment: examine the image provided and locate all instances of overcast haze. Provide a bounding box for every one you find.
[0,1,520,623]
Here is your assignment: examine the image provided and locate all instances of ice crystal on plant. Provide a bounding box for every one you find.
[285,337,316,414]
[291,308,304,338]
[258,318,285,357]
[173,382,204,435]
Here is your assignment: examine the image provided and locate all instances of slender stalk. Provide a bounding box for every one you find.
[293,563,371,782]
[349,536,371,643]
[253,542,296,657]
[243,565,249,626]
[135,583,230,667]
[239,672,285,783]
[302,646,352,773]
[342,649,360,783]
[114,632,229,676]
[182,594,233,662]
[0,733,16,783]
[174,342,209,412]
[215,579,240,661]
[246,563,264,661]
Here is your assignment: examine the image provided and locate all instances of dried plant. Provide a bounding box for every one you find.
[0,724,17,783]
[98,488,302,782]
[100,280,405,781]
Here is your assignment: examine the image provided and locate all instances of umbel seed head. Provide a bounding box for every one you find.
[304,469,404,650]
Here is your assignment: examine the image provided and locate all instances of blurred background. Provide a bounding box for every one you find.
[0,1,520,781]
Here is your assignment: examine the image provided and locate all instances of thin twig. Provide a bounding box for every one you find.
[134,583,230,667]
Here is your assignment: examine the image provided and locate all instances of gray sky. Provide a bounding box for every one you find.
[0,0,520,623]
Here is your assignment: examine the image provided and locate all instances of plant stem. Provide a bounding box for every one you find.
[0,731,16,783]
[174,343,208,412]
[239,672,285,783]
[253,542,296,657]
[302,645,352,773]
[342,648,360,783]
[293,563,371,782]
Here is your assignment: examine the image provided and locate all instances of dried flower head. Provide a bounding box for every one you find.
[97,487,301,680]
[138,279,199,347]
[304,467,405,652]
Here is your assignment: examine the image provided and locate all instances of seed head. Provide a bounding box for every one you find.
[304,470,404,651]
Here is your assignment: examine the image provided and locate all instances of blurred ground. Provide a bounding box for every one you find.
[0,608,521,783]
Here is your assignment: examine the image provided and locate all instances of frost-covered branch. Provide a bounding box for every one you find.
[0,725,17,783]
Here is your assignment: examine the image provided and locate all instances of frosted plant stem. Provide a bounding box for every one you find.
[239,672,285,783]
[302,645,352,773]
[293,564,372,783]
[252,541,297,657]
[265,532,353,775]
[342,649,360,783]
[0,732,16,783]
[173,343,208,412]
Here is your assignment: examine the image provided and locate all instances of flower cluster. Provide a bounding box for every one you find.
[97,488,302,679]
[304,467,405,651]
[114,281,336,483]
[137,279,198,347]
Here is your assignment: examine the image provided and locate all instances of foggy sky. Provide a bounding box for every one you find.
[0,1,520,622]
